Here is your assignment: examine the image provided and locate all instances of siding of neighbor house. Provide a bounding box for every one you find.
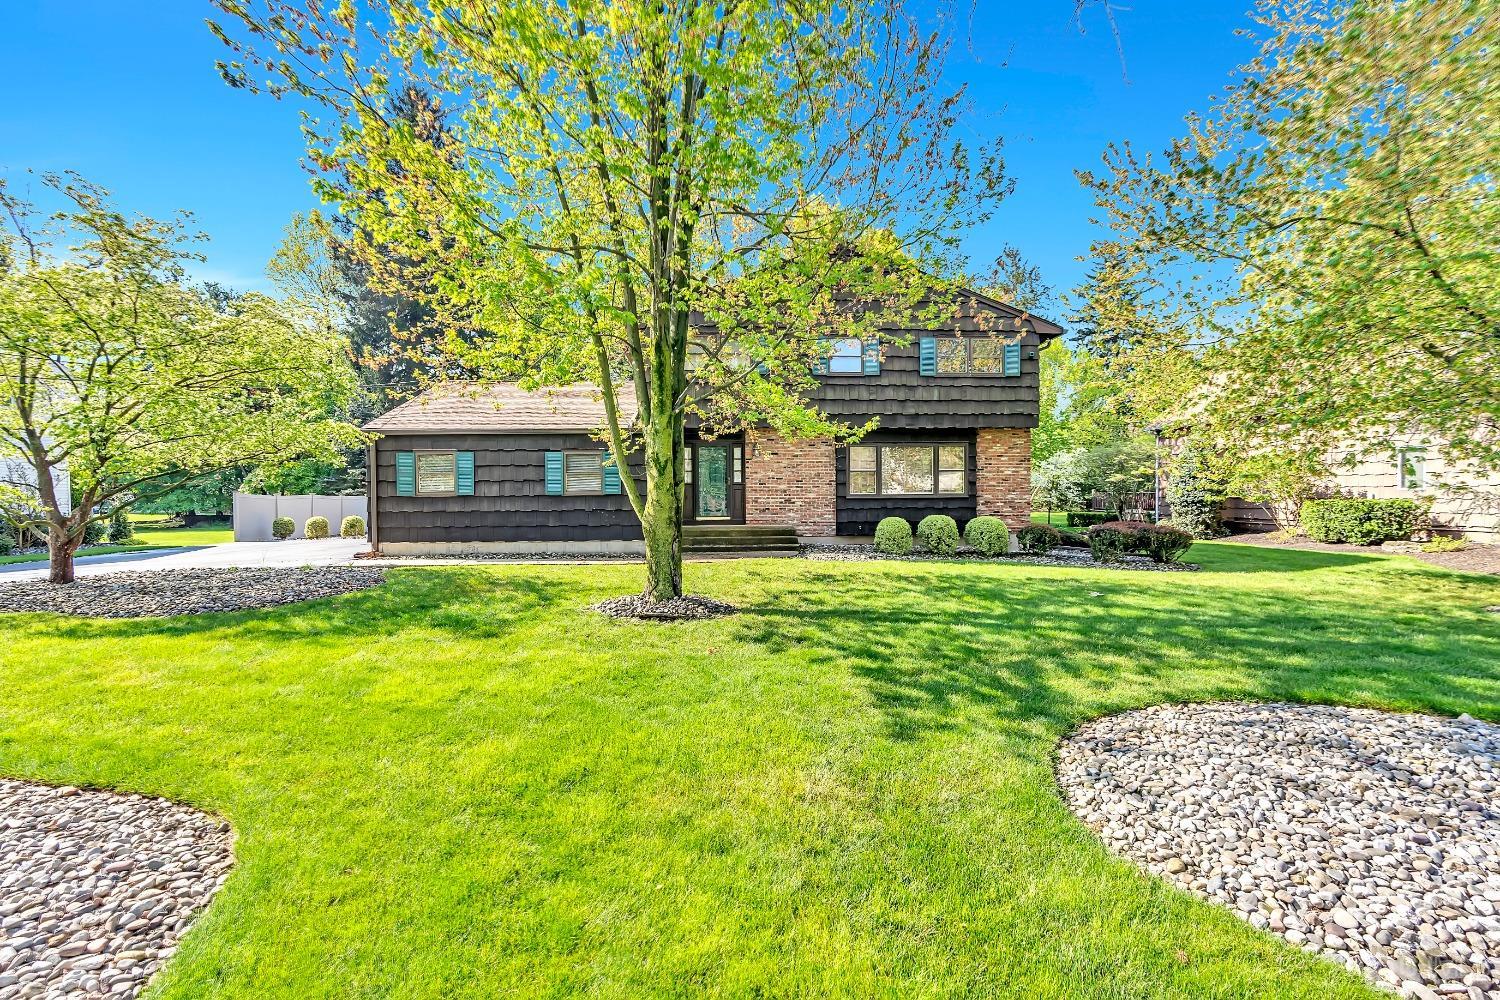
[372,433,646,545]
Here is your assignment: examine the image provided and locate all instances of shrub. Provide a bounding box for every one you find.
[340,515,367,539]
[1066,511,1112,528]
[304,516,330,540]
[1056,528,1089,548]
[1163,445,1226,538]
[1138,523,1195,563]
[1300,498,1418,545]
[1016,523,1061,554]
[873,517,912,555]
[272,516,296,540]
[1422,535,1467,553]
[82,517,107,546]
[0,525,14,556]
[963,516,1009,557]
[1086,521,1142,562]
[916,514,960,556]
[107,506,134,543]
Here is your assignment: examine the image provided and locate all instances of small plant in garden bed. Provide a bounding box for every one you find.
[963,516,1009,557]
[916,515,960,556]
[340,515,366,539]
[304,516,330,540]
[1422,535,1468,553]
[272,517,295,540]
[873,517,912,555]
[1086,521,1145,562]
[1017,523,1061,554]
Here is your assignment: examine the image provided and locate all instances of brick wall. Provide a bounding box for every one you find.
[975,428,1032,528]
[745,430,837,536]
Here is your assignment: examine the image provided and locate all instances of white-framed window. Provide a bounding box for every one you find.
[415,451,457,495]
[827,337,864,375]
[847,444,966,496]
[564,451,604,494]
[1397,447,1427,490]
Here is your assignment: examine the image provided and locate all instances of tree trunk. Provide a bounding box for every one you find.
[640,409,683,602]
[48,523,79,585]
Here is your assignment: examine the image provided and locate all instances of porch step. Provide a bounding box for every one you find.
[683,524,800,553]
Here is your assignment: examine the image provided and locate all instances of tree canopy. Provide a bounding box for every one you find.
[0,173,362,581]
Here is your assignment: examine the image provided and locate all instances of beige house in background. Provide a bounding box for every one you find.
[1222,435,1500,543]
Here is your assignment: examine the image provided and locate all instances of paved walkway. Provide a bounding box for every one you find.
[1,539,369,581]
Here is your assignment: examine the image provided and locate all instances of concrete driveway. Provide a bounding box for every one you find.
[1,539,369,581]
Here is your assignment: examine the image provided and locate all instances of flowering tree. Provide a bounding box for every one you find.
[210,0,1012,601]
[0,174,361,582]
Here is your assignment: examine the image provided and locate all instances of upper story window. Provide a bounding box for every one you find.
[925,336,1021,376]
[827,337,864,375]
[1397,447,1427,490]
[416,451,456,495]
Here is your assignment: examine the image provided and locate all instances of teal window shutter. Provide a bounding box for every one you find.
[455,451,475,496]
[919,337,937,376]
[1004,342,1022,377]
[395,451,416,496]
[812,337,832,376]
[602,451,622,495]
[862,339,881,375]
[544,451,565,495]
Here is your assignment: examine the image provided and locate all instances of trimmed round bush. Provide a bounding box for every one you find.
[1138,523,1195,563]
[1016,523,1061,554]
[304,516,330,540]
[340,515,367,539]
[272,516,296,540]
[1086,522,1141,562]
[963,515,1010,557]
[873,516,913,556]
[916,514,960,556]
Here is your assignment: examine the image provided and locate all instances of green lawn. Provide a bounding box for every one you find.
[2,543,1497,997]
[0,517,232,566]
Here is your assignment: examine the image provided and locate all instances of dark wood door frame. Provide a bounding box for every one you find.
[684,437,745,524]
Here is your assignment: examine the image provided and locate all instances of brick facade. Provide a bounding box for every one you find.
[975,428,1032,529]
[744,430,837,537]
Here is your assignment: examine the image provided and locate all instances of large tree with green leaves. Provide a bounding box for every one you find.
[211,0,1010,601]
[1079,0,1499,467]
[0,173,361,582]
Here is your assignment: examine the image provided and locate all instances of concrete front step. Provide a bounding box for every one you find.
[682,524,799,552]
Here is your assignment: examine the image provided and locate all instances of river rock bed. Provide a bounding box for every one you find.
[0,779,234,998]
[803,544,1199,571]
[1057,702,1500,999]
[591,592,738,620]
[0,567,387,618]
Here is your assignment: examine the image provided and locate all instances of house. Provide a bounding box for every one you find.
[1217,436,1500,543]
[362,291,1063,555]
[0,453,71,520]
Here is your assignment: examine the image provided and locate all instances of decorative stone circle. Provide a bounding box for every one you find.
[591,592,738,620]
[1057,702,1500,1000]
[0,566,387,618]
[0,779,235,997]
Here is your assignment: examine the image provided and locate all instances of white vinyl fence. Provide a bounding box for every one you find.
[233,492,368,541]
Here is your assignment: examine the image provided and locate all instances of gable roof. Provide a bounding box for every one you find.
[363,382,636,435]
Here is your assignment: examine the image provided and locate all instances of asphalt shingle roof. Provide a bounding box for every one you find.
[362,382,637,434]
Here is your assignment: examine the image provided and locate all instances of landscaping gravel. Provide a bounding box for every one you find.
[803,544,1199,571]
[0,567,387,618]
[1058,702,1500,999]
[0,779,234,999]
[591,592,738,620]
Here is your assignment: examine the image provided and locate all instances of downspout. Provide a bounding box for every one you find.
[366,440,379,552]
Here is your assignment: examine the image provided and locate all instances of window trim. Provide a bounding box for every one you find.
[928,335,1019,377]
[846,443,968,497]
[413,449,458,497]
[562,450,607,496]
[826,337,865,376]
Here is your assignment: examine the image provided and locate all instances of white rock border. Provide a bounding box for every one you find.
[0,779,235,998]
[1057,702,1500,1000]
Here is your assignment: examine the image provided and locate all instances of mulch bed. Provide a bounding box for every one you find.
[0,567,387,619]
[591,593,739,621]
[1221,531,1500,575]
[802,544,1200,572]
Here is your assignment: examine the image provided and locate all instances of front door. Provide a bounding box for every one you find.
[686,440,745,523]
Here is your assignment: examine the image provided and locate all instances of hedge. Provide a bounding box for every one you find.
[1016,523,1061,554]
[1066,511,1112,528]
[1300,498,1418,545]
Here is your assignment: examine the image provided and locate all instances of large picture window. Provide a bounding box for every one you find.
[415,451,456,495]
[847,444,966,496]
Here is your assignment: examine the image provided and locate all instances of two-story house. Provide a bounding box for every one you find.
[361,289,1062,555]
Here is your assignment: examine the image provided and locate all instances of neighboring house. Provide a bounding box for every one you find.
[1219,436,1500,543]
[0,453,71,518]
[362,291,1063,555]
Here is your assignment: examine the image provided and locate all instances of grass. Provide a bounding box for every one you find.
[2,543,1497,998]
[0,516,233,566]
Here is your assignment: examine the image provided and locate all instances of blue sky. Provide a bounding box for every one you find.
[1,1,1254,319]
